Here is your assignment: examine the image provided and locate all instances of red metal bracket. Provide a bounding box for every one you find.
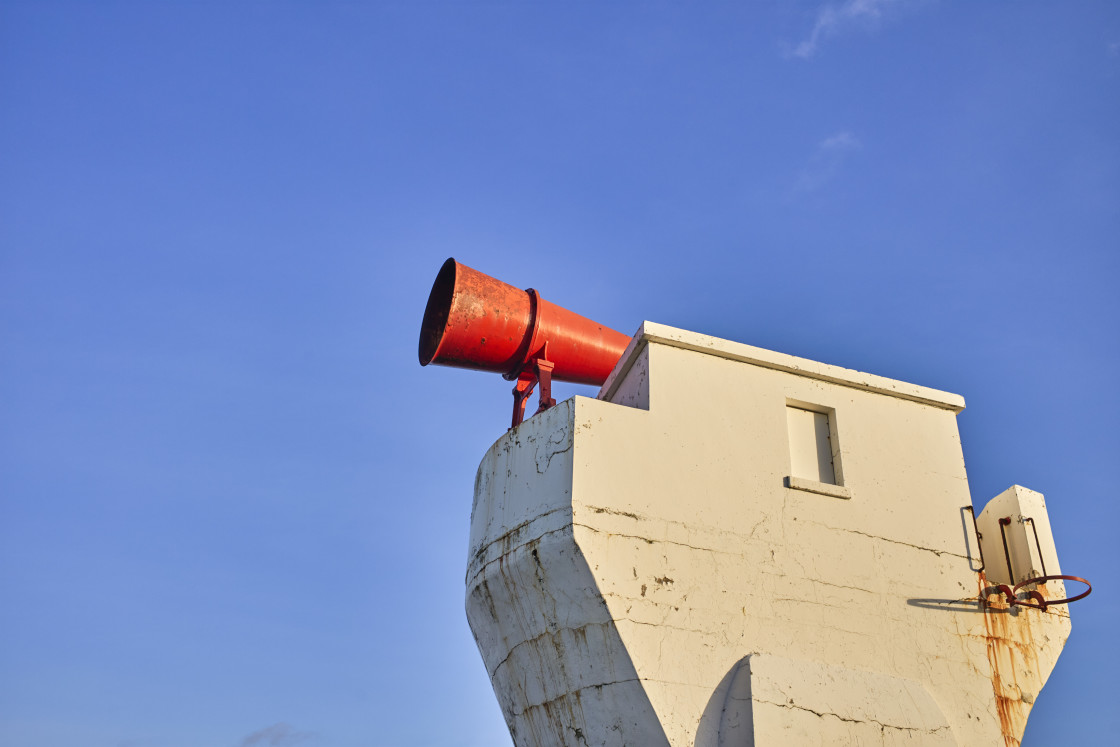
[509,343,557,430]
[533,359,556,415]
[511,373,537,429]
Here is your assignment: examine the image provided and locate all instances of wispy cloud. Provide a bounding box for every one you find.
[819,131,861,151]
[790,0,902,60]
[794,131,862,193]
[240,723,315,747]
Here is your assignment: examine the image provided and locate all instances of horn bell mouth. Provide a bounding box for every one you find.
[418,257,458,366]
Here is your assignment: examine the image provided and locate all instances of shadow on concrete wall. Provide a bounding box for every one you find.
[695,656,754,747]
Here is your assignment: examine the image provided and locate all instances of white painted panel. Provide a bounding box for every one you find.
[787,406,836,484]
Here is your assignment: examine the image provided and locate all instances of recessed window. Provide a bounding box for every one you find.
[787,406,836,483]
[785,404,850,499]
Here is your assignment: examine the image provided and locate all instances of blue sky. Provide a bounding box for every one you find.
[1,2,1117,745]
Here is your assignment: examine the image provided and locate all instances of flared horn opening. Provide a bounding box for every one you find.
[418,257,458,366]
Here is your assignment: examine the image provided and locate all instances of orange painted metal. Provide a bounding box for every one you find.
[419,258,630,387]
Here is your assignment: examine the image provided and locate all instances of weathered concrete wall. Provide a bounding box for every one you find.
[466,402,671,746]
[466,322,1071,747]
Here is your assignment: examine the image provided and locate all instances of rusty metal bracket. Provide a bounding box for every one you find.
[998,514,1050,584]
[962,506,985,572]
[1022,516,1048,577]
[998,516,1015,582]
[991,575,1092,611]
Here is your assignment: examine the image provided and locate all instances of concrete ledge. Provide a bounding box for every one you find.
[600,322,966,413]
[785,475,853,500]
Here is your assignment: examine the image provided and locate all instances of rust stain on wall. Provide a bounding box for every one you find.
[980,573,1051,747]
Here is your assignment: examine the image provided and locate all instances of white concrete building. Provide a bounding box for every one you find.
[465,322,1073,747]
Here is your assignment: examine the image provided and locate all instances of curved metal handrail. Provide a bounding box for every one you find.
[992,574,1092,611]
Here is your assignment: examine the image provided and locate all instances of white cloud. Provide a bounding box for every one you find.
[820,131,861,151]
[241,723,315,747]
[794,131,861,193]
[790,0,902,60]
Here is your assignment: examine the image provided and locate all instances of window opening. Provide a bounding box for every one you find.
[786,405,837,485]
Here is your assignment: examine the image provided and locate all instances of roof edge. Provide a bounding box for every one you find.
[598,321,965,413]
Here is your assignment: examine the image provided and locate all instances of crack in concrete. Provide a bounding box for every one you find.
[467,518,573,585]
[573,522,745,557]
[772,597,843,608]
[535,433,573,474]
[809,522,969,560]
[746,513,769,542]
[805,577,879,595]
[510,678,643,718]
[582,505,778,551]
[755,697,951,734]
[490,621,612,680]
[589,506,642,520]
[617,617,712,636]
